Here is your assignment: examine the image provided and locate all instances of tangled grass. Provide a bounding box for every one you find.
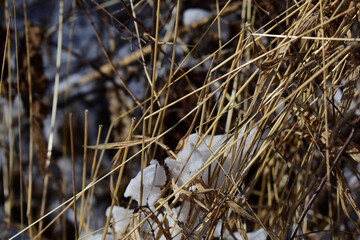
[1,0,360,239]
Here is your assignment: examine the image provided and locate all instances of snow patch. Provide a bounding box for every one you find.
[105,206,131,235]
[106,127,265,239]
[183,8,211,26]
[165,127,259,188]
[124,160,166,206]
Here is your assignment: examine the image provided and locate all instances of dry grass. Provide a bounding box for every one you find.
[1,0,360,239]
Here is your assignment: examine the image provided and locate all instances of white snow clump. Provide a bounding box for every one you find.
[106,126,264,238]
[165,127,259,188]
[123,127,260,205]
[214,221,268,240]
[124,159,166,206]
[105,206,131,235]
[183,8,211,26]
[165,133,224,187]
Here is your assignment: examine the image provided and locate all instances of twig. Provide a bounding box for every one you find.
[290,117,360,239]
[76,0,141,107]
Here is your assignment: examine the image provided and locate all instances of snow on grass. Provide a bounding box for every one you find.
[165,133,225,187]
[214,221,268,240]
[124,160,166,206]
[107,126,265,238]
[166,127,259,188]
[105,206,131,235]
